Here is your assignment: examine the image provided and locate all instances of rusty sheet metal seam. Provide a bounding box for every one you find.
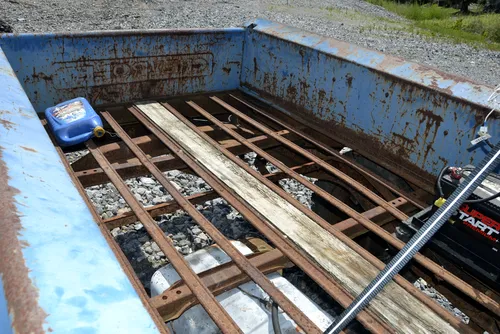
[229,93,426,209]
[129,106,392,334]
[209,97,500,317]
[159,101,467,332]
[85,139,243,334]
[101,111,323,334]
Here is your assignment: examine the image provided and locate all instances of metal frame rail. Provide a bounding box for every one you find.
[53,92,500,333]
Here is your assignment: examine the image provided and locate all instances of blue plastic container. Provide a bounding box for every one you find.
[45,97,105,147]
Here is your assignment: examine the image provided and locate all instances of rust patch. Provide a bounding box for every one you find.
[31,69,53,82]
[415,108,443,126]
[346,74,353,88]
[0,147,48,333]
[222,67,231,74]
[0,110,13,116]
[415,108,443,164]
[0,119,16,131]
[0,66,16,77]
[19,146,37,153]
[391,133,416,158]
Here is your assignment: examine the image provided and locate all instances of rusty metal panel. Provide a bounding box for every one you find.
[0,28,244,111]
[241,19,498,180]
[0,46,160,333]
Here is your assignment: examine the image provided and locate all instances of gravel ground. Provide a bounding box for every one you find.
[1,0,499,85]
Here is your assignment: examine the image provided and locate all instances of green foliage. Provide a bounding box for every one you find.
[366,0,500,48]
[367,0,457,20]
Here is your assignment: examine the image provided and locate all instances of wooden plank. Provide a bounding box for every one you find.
[137,102,458,334]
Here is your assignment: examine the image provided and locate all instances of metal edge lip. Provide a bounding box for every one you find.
[0,27,245,39]
[246,18,497,109]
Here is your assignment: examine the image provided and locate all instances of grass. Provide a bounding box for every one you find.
[366,0,500,50]
[367,0,456,20]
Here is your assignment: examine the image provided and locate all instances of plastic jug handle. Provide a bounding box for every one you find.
[61,131,92,146]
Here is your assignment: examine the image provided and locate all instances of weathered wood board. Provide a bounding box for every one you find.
[137,101,458,334]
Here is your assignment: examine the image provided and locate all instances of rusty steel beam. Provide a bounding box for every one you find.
[72,124,253,171]
[211,96,500,317]
[229,94,426,209]
[336,197,413,239]
[212,96,409,221]
[103,190,219,230]
[103,160,323,230]
[130,106,393,334]
[76,130,294,187]
[86,139,243,334]
[161,101,468,331]
[102,111,323,334]
[151,249,290,321]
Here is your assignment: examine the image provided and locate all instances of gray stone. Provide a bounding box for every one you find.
[172,233,186,241]
[191,227,203,235]
[152,242,161,252]
[140,177,156,185]
[178,239,191,247]
[151,197,162,205]
[198,233,209,241]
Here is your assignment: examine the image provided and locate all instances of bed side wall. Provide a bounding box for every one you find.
[0,28,244,112]
[241,19,498,187]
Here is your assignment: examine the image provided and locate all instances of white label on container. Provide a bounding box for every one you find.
[52,101,86,124]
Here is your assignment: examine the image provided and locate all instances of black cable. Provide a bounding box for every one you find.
[486,139,495,148]
[464,190,500,203]
[436,165,449,198]
[437,164,500,204]
[271,301,282,334]
[237,287,282,334]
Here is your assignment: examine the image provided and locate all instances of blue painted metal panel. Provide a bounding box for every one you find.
[241,19,498,183]
[0,46,160,333]
[0,277,14,334]
[0,28,244,112]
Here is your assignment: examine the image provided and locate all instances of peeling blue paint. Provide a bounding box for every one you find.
[241,19,498,178]
[0,46,160,333]
[0,28,244,112]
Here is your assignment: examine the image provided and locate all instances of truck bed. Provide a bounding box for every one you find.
[1,19,499,334]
